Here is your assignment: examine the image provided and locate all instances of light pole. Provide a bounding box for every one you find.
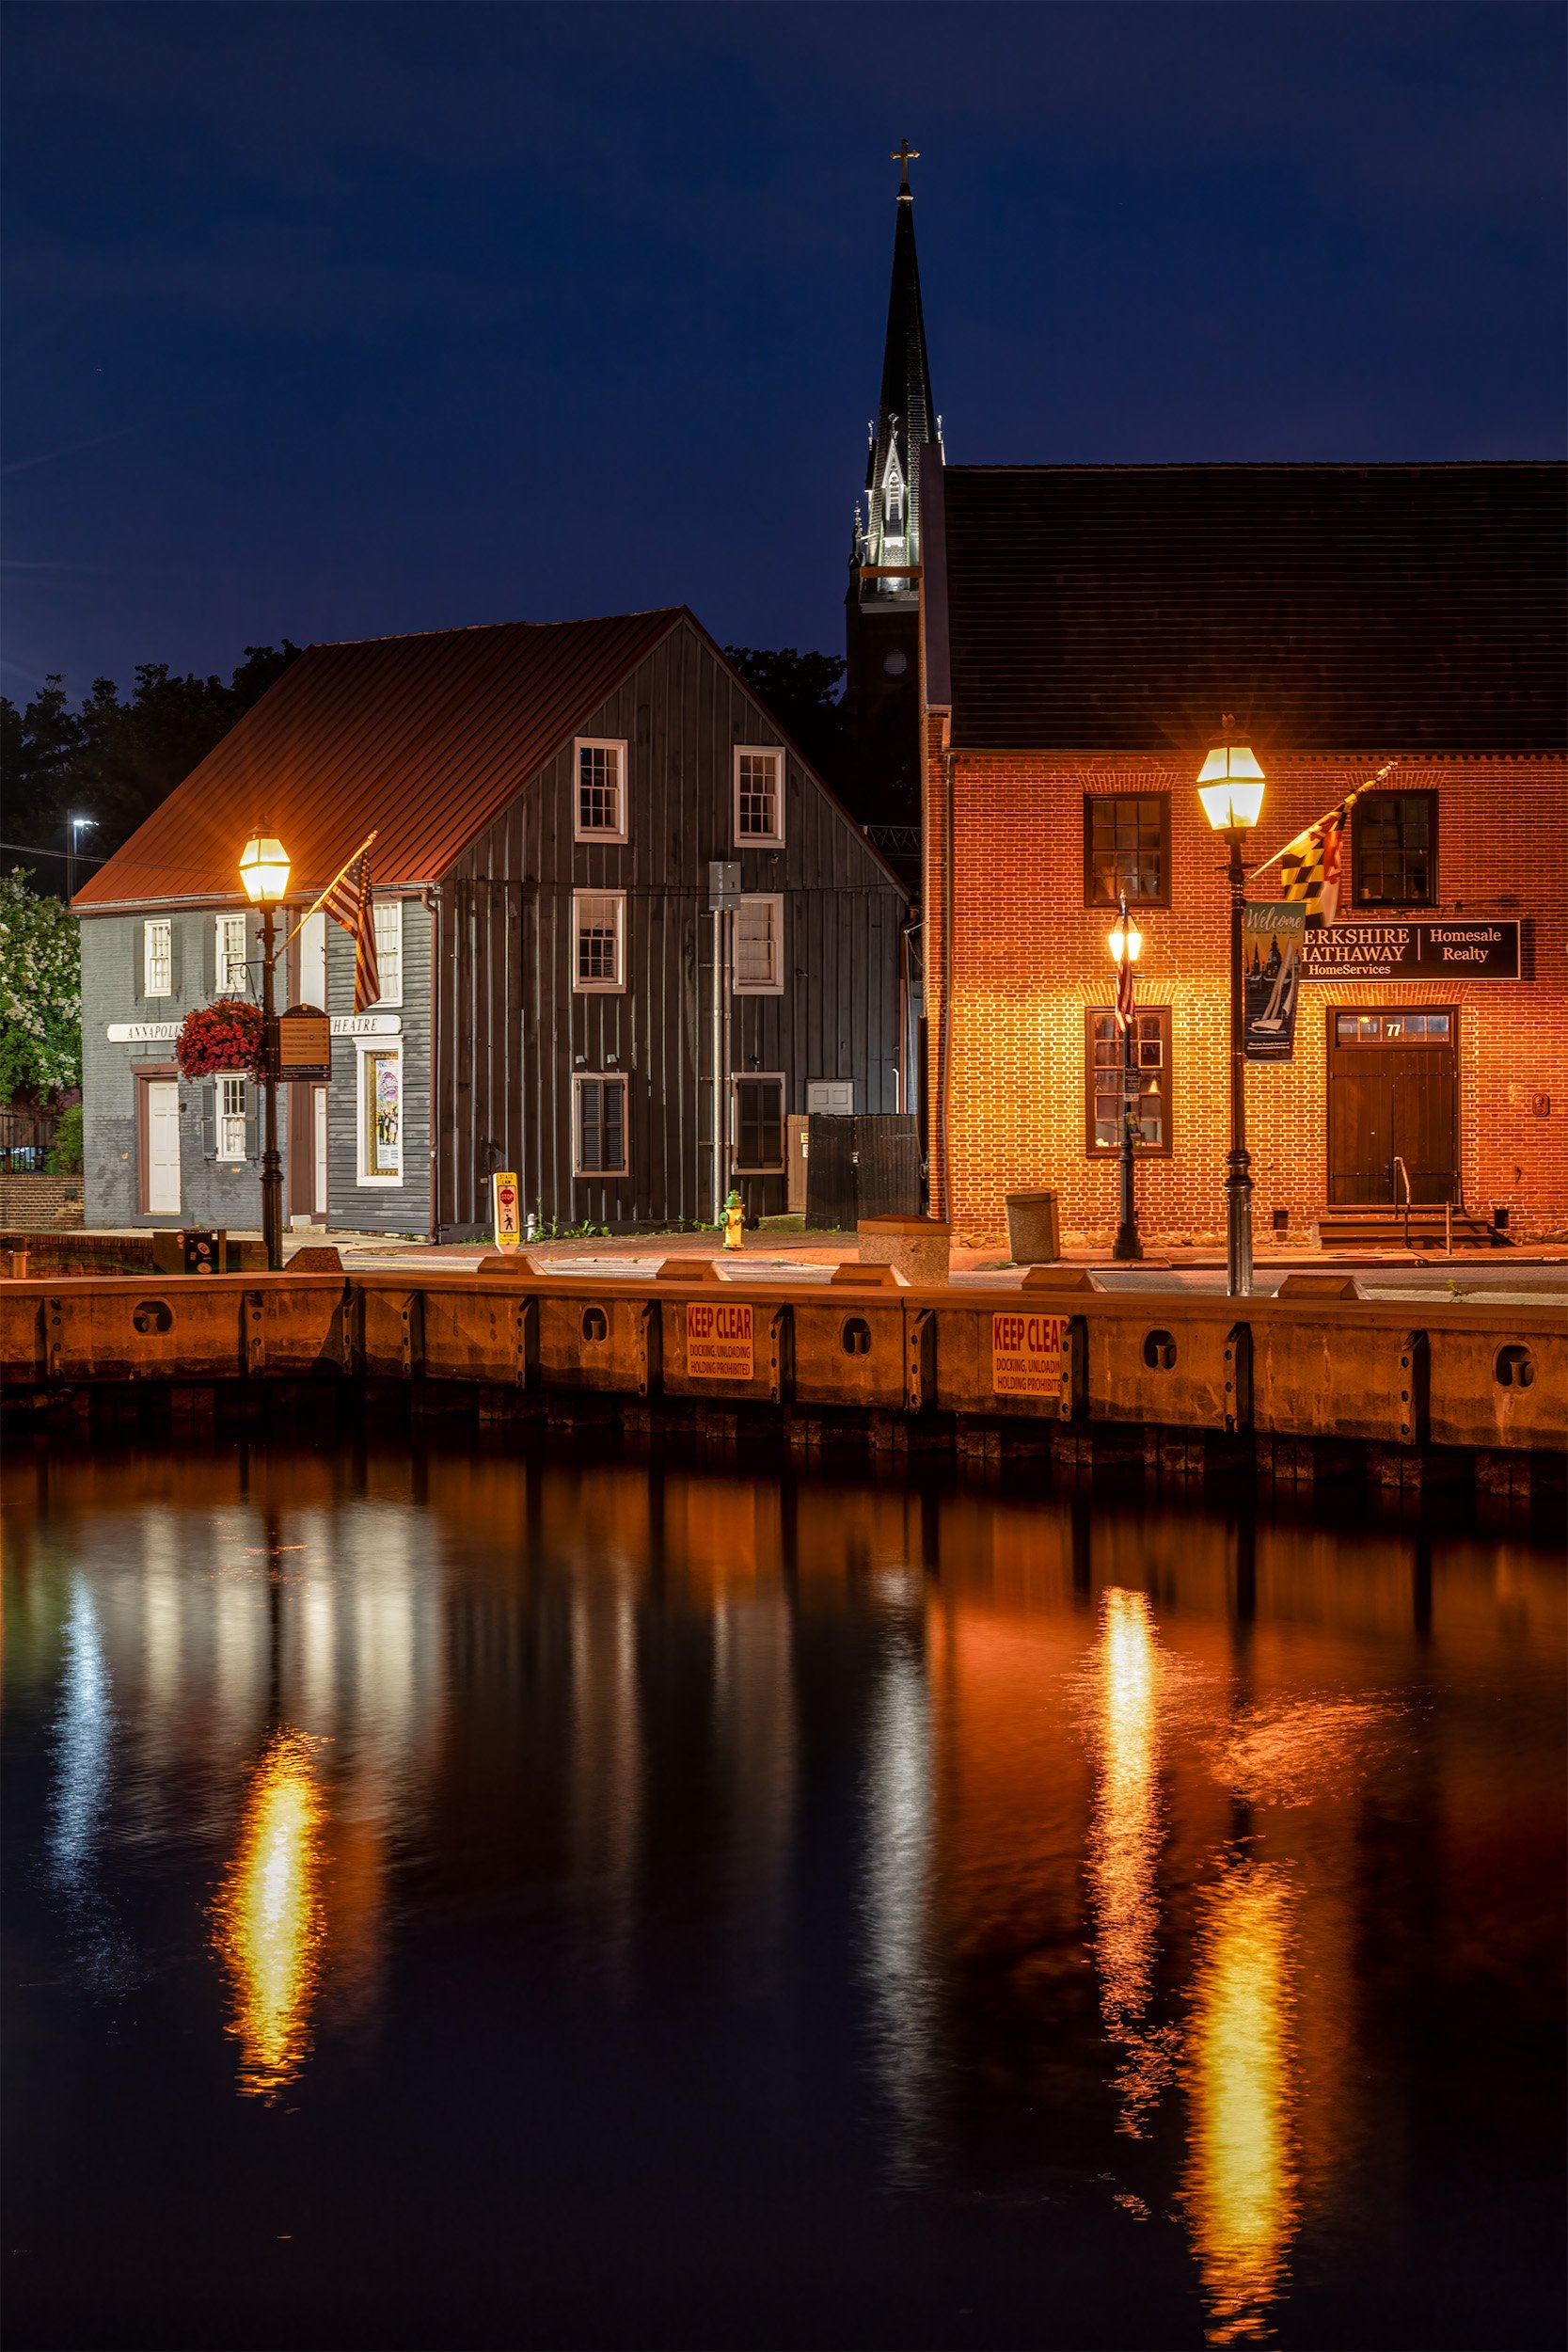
[240,831,292,1273]
[1106,894,1144,1263]
[66,815,95,898]
[1197,720,1266,1298]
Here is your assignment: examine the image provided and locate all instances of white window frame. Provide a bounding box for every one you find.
[372,898,404,1009]
[215,914,248,995]
[573,1073,629,1177]
[734,894,784,994]
[572,889,626,993]
[732,1072,787,1172]
[217,1075,248,1162]
[144,918,172,998]
[734,746,784,848]
[356,1041,403,1186]
[572,738,628,844]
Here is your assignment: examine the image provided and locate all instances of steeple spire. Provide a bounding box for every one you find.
[863,143,936,589]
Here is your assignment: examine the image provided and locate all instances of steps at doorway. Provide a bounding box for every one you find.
[1313,1206,1498,1250]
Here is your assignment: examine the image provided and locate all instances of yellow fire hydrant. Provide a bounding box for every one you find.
[721,1189,746,1251]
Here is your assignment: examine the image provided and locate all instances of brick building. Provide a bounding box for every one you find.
[918,457,1568,1244]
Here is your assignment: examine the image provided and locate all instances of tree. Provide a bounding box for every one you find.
[0,871,81,1101]
[1,643,303,898]
[723,645,848,792]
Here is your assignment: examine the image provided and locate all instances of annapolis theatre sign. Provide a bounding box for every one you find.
[1299,920,1521,981]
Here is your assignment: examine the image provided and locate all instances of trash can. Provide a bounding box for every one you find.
[1006,1191,1060,1264]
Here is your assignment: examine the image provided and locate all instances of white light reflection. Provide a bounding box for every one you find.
[48,1580,130,1985]
[863,1614,935,2181]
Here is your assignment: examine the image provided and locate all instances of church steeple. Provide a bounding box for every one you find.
[843,147,939,834]
[862,143,937,590]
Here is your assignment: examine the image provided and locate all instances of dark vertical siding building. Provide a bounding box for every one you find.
[74,608,908,1240]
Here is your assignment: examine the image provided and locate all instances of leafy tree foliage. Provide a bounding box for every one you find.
[1,644,302,898]
[0,871,82,1101]
[723,645,848,794]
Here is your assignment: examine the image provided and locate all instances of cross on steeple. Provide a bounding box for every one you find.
[890,140,920,194]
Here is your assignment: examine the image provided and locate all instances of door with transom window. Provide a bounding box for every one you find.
[1326,1009,1458,1204]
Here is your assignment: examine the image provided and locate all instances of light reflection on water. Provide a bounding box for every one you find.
[4,1441,1563,2352]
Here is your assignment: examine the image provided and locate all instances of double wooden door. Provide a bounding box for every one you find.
[1326,1009,1458,1204]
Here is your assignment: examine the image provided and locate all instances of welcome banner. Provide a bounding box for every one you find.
[1243,901,1307,1062]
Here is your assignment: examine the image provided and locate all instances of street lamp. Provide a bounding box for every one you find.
[66,815,95,898]
[240,830,292,1273]
[1106,895,1144,1263]
[1197,719,1266,1297]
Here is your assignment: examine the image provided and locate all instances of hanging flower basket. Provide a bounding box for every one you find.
[176,997,265,1081]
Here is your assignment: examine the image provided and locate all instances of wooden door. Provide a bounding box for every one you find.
[1327,1010,1458,1204]
[142,1079,181,1215]
[313,1086,328,1219]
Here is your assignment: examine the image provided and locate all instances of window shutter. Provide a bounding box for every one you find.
[604,1080,625,1173]
[133,927,144,1004]
[202,1079,215,1156]
[203,920,216,998]
[168,923,183,1002]
[245,1082,259,1161]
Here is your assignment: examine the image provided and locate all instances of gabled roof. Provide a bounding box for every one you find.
[928,461,1567,754]
[74,607,684,908]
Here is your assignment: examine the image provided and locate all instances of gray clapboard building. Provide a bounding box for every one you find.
[74,607,911,1239]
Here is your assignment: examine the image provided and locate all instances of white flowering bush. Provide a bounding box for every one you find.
[0,871,82,1100]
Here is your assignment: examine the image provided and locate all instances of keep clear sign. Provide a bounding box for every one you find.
[991,1310,1069,1402]
[687,1299,754,1380]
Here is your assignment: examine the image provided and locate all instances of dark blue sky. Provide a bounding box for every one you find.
[5,1,1563,700]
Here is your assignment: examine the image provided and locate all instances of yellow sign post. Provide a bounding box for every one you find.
[991,1309,1069,1404]
[686,1299,754,1380]
[490,1171,522,1250]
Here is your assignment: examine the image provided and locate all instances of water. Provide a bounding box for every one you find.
[4,1436,1562,2351]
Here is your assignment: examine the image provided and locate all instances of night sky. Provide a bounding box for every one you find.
[5,1,1563,701]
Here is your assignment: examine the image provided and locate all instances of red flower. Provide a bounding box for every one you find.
[176,997,266,1081]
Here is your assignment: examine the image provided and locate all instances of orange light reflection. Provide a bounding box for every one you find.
[216,1729,325,2098]
[1185,1861,1298,2344]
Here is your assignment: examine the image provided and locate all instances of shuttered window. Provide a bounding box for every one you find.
[734,1076,785,1170]
[575,1076,627,1175]
[574,891,625,990]
[144,919,173,997]
[735,896,784,993]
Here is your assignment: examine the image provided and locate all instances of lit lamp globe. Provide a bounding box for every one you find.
[240,834,292,906]
[1107,914,1143,963]
[1196,722,1265,834]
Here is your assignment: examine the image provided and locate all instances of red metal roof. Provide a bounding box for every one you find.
[74,608,683,908]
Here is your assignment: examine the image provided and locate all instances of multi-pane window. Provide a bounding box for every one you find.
[734,1075,785,1170]
[1084,795,1170,908]
[574,739,627,840]
[573,890,625,990]
[1085,1008,1172,1156]
[1353,792,1437,907]
[735,895,784,993]
[144,918,173,997]
[372,899,403,1007]
[1335,1011,1452,1044]
[217,1076,247,1161]
[735,748,784,846]
[215,914,248,993]
[575,1075,627,1175]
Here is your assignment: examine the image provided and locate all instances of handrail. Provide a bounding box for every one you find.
[1393,1155,1412,1249]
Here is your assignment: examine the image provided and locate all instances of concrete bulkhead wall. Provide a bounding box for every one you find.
[3,1270,1563,1473]
[78,901,433,1239]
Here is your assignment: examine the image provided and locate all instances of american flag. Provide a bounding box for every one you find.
[1113,938,1135,1035]
[323,851,380,1013]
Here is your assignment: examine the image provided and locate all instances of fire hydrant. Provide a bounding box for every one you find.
[721,1188,746,1251]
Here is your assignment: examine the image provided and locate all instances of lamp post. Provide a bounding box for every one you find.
[1106,894,1144,1263]
[240,831,292,1273]
[66,815,95,899]
[1197,720,1266,1298]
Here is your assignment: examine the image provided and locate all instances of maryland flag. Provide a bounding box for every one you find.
[1266,763,1396,928]
[323,850,381,1014]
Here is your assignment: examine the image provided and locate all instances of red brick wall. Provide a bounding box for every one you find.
[923,739,1568,1243]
